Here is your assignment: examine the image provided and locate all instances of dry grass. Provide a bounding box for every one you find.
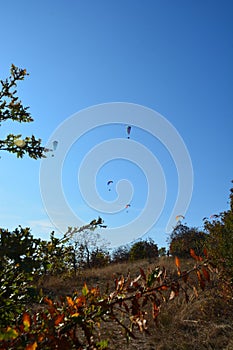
[36,257,233,350]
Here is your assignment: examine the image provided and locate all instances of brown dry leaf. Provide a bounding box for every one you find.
[169,290,176,300]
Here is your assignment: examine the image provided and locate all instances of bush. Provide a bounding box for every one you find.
[129,238,158,261]
[204,184,233,280]
[169,224,207,258]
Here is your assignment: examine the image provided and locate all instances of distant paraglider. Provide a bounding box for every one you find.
[175,215,185,222]
[53,141,58,151]
[107,180,113,191]
[210,214,218,219]
[125,204,131,212]
[51,140,58,157]
[126,126,131,139]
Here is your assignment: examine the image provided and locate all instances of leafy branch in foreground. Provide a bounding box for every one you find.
[0,250,216,349]
[0,64,47,159]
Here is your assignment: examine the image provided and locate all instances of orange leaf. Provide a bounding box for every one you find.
[196,270,201,281]
[66,296,74,307]
[23,312,31,329]
[175,256,180,269]
[74,296,85,307]
[54,313,64,326]
[44,297,53,306]
[38,334,44,342]
[25,342,37,350]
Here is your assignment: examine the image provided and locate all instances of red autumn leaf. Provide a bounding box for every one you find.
[158,285,169,291]
[44,297,54,306]
[190,249,203,261]
[202,267,210,282]
[54,313,65,326]
[190,248,198,260]
[152,302,160,319]
[140,267,146,281]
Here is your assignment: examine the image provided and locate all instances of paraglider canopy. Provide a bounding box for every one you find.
[210,214,218,219]
[107,180,113,191]
[175,215,185,221]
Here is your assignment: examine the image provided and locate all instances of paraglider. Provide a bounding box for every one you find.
[126,126,131,139]
[51,141,58,157]
[125,204,131,212]
[210,214,218,219]
[175,215,185,221]
[53,141,58,151]
[107,180,113,191]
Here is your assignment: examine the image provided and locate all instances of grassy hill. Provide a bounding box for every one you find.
[36,257,233,350]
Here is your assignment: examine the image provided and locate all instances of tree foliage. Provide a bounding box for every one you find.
[112,245,130,264]
[169,224,207,258]
[204,183,233,280]
[0,65,46,159]
[129,238,159,262]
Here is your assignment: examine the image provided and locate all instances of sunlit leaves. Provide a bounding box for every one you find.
[0,327,18,341]
[0,65,46,159]
[0,248,216,349]
[82,282,89,296]
[23,312,31,330]
[25,342,37,350]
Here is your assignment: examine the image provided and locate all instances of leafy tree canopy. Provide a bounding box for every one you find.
[169,224,207,258]
[0,64,46,159]
[204,182,233,279]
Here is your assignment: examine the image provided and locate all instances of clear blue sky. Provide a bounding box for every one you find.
[0,0,232,248]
